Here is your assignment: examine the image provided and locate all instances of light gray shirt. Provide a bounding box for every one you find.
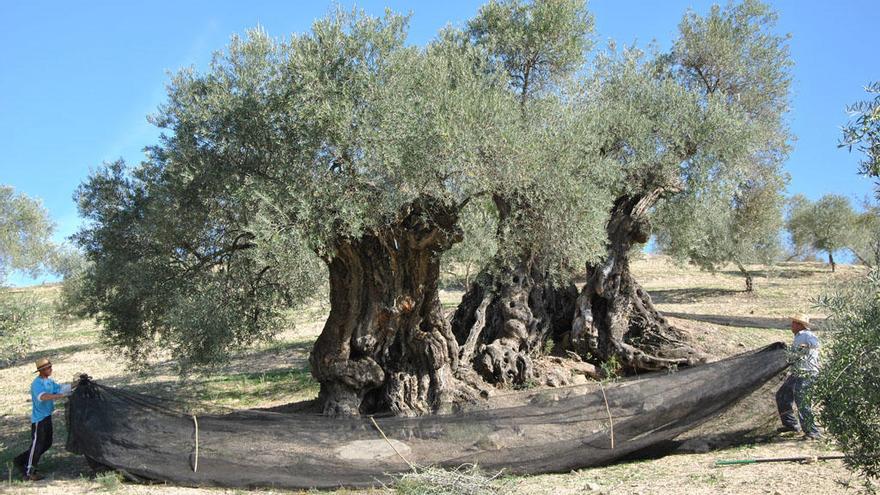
[791,329,820,375]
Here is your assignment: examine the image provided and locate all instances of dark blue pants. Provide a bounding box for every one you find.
[14,416,53,476]
[776,374,818,434]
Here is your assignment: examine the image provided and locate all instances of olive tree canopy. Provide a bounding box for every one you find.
[0,185,56,284]
[74,8,608,414]
[785,194,856,272]
[572,0,791,370]
[73,1,793,414]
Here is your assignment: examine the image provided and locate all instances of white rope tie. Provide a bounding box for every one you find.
[599,383,615,449]
[192,415,199,472]
[370,416,415,471]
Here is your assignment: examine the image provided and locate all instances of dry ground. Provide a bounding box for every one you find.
[0,256,874,494]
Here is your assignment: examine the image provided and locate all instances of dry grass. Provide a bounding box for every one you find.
[0,256,873,494]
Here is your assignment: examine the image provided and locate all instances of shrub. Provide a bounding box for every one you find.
[813,269,880,483]
[0,292,39,365]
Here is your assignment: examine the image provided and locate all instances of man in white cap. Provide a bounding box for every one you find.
[775,314,821,439]
[13,357,72,481]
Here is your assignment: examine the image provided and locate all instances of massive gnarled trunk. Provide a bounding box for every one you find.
[309,198,479,416]
[451,196,577,387]
[572,191,708,372]
[451,262,577,387]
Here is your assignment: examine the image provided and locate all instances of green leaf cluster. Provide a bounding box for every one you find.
[840,81,880,181]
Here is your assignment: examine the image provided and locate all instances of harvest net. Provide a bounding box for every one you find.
[66,342,788,489]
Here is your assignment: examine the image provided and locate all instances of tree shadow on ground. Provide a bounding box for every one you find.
[94,364,319,413]
[664,312,826,330]
[720,267,824,279]
[2,343,93,370]
[47,337,320,417]
[619,430,780,463]
[0,404,91,484]
[649,288,742,305]
[95,337,314,385]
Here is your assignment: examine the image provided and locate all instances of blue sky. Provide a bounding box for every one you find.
[1,0,877,286]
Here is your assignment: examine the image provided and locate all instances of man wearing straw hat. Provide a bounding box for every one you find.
[775,314,822,440]
[13,357,72,481]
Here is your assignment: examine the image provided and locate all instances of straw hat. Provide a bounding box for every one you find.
[34,357,52,373]
[790,314,811,327]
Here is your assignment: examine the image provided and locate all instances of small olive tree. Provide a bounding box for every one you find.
[0,185,55,283]
[785,194,856,272]
[656,164,785,292]
[0,185,57,362]
[811,82,880,487]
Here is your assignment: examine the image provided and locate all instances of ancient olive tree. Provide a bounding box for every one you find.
[451,0,614,387]
[571,0,792,371]
[785,194,856,272]
[73,11,597,415]
[73,1,794,415]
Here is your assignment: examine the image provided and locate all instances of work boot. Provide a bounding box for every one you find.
[776,425,801,433]
[25,472,45,481]
[804,431,822,440]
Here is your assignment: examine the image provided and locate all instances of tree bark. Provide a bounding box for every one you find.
[828,252,836,272]
[451,262,577,387]
[849,248,872,268]
[450,193,577,387]
[735,260,754,292]
[309,198,479,416]
[572,192,708,372]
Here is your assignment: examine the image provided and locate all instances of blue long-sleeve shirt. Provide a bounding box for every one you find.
[30,376,61,423]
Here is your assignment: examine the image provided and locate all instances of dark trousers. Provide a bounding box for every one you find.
[776,374,818,434]
[14,416,53,476]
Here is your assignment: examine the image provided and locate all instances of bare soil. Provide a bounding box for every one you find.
[0,256,873,494]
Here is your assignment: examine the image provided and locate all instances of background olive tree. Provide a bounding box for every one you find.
[0,185,57,363]
[0,185,55,282]
[849,202,880,267]
[656,165,786,292]
[785,193,856,272]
